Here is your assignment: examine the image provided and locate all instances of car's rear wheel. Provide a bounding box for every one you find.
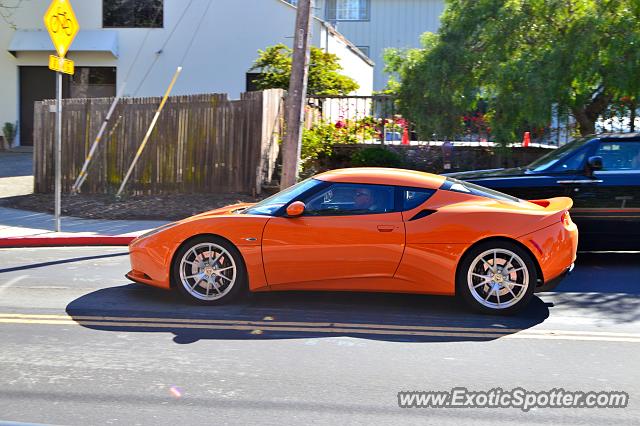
[457,241,537,315]
[172,236,247,305]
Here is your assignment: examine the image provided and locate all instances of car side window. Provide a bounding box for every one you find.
[304,183,395,216]
[595,142,640,171]
[553,150,588,171]
[402,188,435,210]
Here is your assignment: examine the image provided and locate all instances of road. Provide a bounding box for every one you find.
[0,247,639,425]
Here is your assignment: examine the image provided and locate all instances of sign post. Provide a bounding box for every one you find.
[44,0,79,232]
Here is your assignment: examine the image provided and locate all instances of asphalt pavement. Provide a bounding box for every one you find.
[0,247,638,425]
[0,151,33,199]
[1,150,639,425]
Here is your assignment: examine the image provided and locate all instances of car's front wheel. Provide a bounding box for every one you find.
[171,236,248,304]
[457,241,537,315]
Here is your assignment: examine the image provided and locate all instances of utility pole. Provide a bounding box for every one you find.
[280,0,313,190]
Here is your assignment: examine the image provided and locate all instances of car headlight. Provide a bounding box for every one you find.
[136,222,178,240]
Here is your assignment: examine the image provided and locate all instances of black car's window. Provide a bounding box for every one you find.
[402,188,436,210]
[304,183,395,216]
[442,178,522,204]
[551,150,589,172]
[595,142,640,171]
[243,178,321,216]
[526,137,591,172]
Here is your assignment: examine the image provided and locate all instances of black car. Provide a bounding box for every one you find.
[446,133,640,251]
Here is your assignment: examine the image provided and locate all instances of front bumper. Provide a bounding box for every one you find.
[126,235,176,289]
[125,269,168,289]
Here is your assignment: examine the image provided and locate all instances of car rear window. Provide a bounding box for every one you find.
[441,177,522,203]
[402,188,436,210]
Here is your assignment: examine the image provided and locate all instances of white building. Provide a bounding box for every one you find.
[288,0,445,91]
[0,0,373,146]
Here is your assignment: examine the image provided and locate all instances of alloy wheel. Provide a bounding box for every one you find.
[467,248,530,310]
[178,242,237,301]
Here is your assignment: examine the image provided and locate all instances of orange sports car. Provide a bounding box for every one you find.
[126,168,578,314]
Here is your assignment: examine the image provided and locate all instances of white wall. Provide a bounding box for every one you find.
[0,0,372,145]
[320,24,373,96]
[314,0,445,90]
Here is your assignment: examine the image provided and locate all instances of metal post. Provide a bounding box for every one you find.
[280,0,313,190]
[116,67,182,199]
[54,71,62,232]
[72,82,127,193]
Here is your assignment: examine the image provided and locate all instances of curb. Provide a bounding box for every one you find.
[0,235,135,248]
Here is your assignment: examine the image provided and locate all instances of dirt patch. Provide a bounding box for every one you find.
[0,192,268,221]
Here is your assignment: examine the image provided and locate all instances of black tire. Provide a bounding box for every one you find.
[171,235,248,305]
[456,240,537,315]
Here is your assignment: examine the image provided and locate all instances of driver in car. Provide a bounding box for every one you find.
[354,188,376,211]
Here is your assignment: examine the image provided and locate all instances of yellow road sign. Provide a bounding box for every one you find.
[48,55,74,75]
[43,0,79,58]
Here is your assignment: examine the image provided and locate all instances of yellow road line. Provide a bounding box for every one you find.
[1,314,639,343]
[1,313,639,338]
[0,313,520,333]
[0,318,513,339]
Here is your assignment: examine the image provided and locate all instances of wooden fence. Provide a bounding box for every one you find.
[34,89,284,195]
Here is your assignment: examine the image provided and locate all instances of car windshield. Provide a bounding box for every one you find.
[526,137,591,172]
[242,178,321,216]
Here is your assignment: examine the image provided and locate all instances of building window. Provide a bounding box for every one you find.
[326,0,370,21]
[356,46,370,57]
[69,67,117,98]
[103,0,163,28]
[246,73,264,92]
[284,0,298,5]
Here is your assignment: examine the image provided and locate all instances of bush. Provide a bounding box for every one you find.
[1,122,17,151]
[300,118,381,175]
[301,122,340,167]
[350,147,403,168]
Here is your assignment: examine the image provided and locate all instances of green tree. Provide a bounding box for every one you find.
[250,43,360,96]
[386,0,640,142]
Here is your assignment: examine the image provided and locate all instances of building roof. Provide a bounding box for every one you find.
[8,30,119,57]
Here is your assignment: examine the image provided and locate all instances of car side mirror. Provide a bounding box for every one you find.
[586,156,603,175]
[286,201,305,217]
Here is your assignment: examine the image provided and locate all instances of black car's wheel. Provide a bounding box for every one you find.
[171,235,248,305]
[457,241,537,315]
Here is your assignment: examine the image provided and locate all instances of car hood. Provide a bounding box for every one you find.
[443,167,528,180]
[182,202,257,221]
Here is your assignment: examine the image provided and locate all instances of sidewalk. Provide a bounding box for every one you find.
[0,207,168,247]
[0,150,168,247]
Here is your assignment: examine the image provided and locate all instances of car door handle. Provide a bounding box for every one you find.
[556,180,603,184]
[377,225,396,232]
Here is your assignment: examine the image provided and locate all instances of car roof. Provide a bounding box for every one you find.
[592,133,640,142]
[314,167,446,189]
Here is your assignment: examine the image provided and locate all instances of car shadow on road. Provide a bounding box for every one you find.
[65,283,549,344]
[536,252,640,323]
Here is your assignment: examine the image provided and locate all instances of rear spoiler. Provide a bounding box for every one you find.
[528,197,573,212]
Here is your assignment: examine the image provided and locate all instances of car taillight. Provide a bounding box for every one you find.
[561,211,571,227]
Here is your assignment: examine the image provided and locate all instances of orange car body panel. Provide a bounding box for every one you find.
[518,220,579,282]
[262,212,405,287]
[127,168,578,296]
[128,206,270,291]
